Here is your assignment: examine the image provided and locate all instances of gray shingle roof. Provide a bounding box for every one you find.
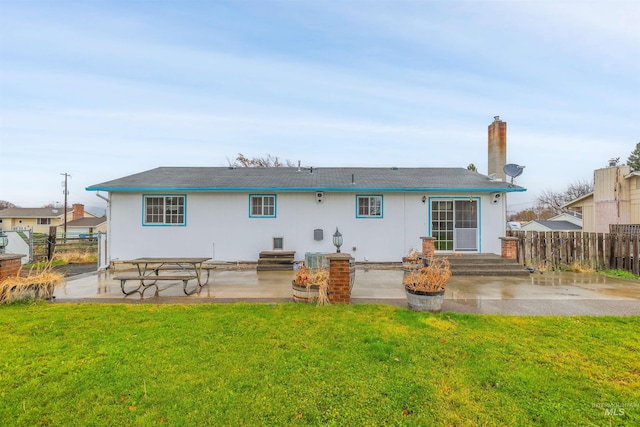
[66,217,106,227]
[0,207,66,218]
[87,167,526,193]
[534,220,582,231]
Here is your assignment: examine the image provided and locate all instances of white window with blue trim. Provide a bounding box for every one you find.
[144,195,185,225]
[357,195,383,218]
[250,195,276,218]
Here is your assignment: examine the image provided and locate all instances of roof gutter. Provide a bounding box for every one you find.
[86,186,526,194]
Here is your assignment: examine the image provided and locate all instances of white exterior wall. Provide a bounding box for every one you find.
[107,191,505,262]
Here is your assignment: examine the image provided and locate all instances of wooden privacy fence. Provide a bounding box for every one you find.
[510,230,640,275]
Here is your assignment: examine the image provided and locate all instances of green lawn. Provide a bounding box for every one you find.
[1,303,638,426]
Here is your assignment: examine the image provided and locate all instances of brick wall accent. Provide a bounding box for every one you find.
[327,253,353,304]
[420,236,435,259]
[0,254,25,281]
[500,237,518,259]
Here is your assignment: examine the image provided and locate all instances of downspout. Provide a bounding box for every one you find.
[95,192,110,269]
[95,192,110,204]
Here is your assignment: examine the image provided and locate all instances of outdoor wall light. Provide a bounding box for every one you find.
[0,231,8,254]
[333,227,343,253]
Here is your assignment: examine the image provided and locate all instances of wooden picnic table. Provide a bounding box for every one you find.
[114,257,212,296]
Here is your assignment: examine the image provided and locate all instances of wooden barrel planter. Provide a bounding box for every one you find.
[292,282,320,303]
[405,287,445,312]
[402,257,423,272]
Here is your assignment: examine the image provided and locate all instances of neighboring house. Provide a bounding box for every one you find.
[520,212,583,232]
[520,220,582,232]
[0,204,97,234]
[549,212,583,227]
[564,164,640,233]
[65,216,107,235]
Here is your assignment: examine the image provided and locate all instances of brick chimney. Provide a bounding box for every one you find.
[72,203,85,220]
[488,116,507,181]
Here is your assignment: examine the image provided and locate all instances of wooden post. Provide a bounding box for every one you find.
[47,226,57,261]
[631,234,637,275]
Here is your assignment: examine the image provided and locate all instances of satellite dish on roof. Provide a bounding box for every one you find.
[503,164,525,185]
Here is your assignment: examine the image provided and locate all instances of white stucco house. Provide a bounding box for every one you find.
[86,165,525,263]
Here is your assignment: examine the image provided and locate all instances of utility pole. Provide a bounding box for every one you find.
[61,173,71,240]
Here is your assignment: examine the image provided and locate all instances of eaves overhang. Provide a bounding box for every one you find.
[624,171,640,179]
[86,186,526,193]
[563,192,594,208]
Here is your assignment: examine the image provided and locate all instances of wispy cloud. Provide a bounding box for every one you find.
[1,1,638,209]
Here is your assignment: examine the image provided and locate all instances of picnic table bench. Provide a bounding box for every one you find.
[201,262,218,283]
[113,274,198,296]
[115,257,211,296]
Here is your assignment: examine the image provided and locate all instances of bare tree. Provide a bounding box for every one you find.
[536,179,593,216]
[509,209,536,222]
[0,200,17,210]
[565,180,593,201]
[229,153,295,168]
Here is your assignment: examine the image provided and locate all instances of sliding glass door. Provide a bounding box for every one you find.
[431,199,478,251]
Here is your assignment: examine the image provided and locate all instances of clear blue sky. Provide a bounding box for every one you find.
[1,0,638,215]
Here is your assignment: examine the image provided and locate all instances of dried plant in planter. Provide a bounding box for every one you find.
[404,249,421,262]
[0,266,64,304]
[402,248,422,271]
[293,263,330,305]
[403,257,451,293]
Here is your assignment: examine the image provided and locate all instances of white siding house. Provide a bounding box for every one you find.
[87,166,525,263]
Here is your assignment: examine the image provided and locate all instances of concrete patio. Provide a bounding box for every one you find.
[52,267,640,316]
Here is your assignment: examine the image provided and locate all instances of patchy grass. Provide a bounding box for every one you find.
[0,304,638,426]
[564,262,596,273]
[602,269,639,280]
[23,259,67,269]
[53,248,98,264]
[25,249,97,271]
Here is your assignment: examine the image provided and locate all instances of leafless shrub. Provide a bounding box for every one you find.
[403,257,451,292]
[0,266,64,304]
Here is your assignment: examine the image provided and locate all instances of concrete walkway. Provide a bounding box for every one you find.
[53,268,640,316]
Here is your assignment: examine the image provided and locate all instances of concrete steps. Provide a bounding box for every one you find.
[257,251,295,271]
[436,254,529,277]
